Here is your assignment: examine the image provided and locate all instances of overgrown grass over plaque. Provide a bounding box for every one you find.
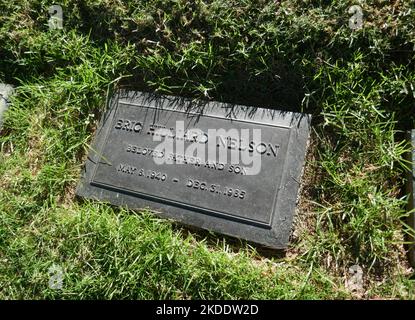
[0,0,414,299]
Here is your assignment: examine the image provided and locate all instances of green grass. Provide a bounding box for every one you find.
[0,0,414,299]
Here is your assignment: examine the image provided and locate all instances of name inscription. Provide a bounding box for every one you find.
[115,117,280,158]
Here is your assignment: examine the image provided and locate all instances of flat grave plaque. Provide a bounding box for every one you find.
[0,84,14,130]
[406,130,415,267]
[77,90,311,249]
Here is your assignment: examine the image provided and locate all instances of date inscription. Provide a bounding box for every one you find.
[117,163,247,201]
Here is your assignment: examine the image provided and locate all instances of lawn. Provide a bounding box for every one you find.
[0,0,414,299]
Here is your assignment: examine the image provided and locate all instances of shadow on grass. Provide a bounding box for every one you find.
[73,1,309,114]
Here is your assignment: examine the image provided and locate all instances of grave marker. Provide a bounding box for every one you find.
[0,84,14,130]
[406,130,415,267]
[77,90,311,249]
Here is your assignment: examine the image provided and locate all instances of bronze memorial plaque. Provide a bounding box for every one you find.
[77,90,311,248]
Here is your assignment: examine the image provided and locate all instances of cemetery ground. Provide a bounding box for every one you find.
[0,0,414,299]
